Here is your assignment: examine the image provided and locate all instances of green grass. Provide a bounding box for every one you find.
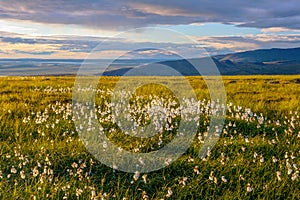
[0,75,299,199]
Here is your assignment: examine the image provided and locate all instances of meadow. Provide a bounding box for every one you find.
[0,75,299,199]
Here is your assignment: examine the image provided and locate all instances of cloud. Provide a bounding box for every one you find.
[0,31,209,58]
[261,27,294,33]
[14,50,55,55]
[2,30,300,59]
[193,34,300,54]
[1,37,37,44]
[0,0,300,30]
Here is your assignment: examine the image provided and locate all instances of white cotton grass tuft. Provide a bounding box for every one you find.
[276,171,282,181]
[221,176,228,183]
[166,187,173,198]
[247,183,253,193]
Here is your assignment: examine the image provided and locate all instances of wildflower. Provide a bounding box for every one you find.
[239,174,245,181]
[91,190,97,198]
[214,177,218,184]
[285,152,288,159]
[142,191,148,200]
[75,188,83,197]
[101,192,107,200]
[291,154,296,160]
[11,166,17,174]
[37,161,41,168]
[246,183,253,193]
[131,171,140,183]
[221,176,228,183]
[20,170,25,179]
[179,177,188,186]
[142,174,147,184]
[166,188,173,198]
[276,171,282,181]
[32,167,39,177]
[253,152,258,159]
[241,146,246,152]
[260,155,264,163]
[291,171,299,181]
[71,162,78,168]
[209,171,214,181]
[193,166,200,175]
[293,163,298,169]
[187,157,194,162]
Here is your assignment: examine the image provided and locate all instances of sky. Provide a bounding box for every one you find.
[1,0,300,59]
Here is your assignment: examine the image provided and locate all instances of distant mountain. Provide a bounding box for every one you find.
[215,47,300,63]
[104,47,300,76]
[1,47,300,76]
[213,47,300,75]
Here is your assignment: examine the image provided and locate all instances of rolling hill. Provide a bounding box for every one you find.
[104,47,300,76]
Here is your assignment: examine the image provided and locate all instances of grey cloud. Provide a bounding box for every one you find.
[0,32,201,56]
[0,34,108,52]
[1,37,37,44]
[201,35,300,54]
[239,16,300,29]
[2,31,300,57]
[0,0,300,30]
[14,50,55,55]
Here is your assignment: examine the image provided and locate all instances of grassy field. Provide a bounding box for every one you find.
[0,75,299,199]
